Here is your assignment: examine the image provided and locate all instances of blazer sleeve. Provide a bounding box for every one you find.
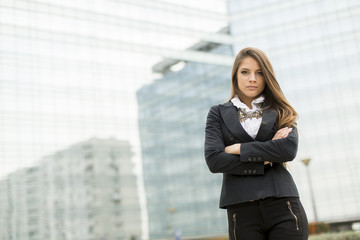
[239,125,298,163]
[204,105,264,175]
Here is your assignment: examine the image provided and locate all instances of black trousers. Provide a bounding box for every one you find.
[227,197,308,240]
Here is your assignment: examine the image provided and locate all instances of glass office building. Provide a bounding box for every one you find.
[137,42,233,239]
[0,1,227,239]
[1,0,360,239]
[228,0,360,223]
[138,0,360,238]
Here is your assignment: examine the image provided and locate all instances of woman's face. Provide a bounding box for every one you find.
[237,57,266,105]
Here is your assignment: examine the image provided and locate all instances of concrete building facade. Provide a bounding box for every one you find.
[0,138,141,240]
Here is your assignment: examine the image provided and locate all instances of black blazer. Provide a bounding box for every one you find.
[204,101,299,208]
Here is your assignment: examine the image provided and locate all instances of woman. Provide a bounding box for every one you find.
[204,47,308,240]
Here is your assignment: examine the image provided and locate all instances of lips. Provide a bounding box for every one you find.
[247,86,257,89]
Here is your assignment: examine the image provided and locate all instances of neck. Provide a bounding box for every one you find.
[241,97,254,109]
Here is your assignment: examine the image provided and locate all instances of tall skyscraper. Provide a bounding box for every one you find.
[0,138,141,240]
[228,0,360,224]
[137,0,360,238]
[137,40,233,239]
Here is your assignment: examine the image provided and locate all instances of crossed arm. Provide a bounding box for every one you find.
[204,106,298,175]
[225,127,293,165]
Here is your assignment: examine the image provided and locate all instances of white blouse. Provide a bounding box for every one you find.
[230,95,265,139]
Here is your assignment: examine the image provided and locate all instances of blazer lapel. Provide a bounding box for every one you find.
[255,107,277,141]
[219,102,254,142]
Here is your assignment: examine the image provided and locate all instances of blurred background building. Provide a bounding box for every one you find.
[0,138,141,240]
[137,40,232,239]
[227,0,360,226]
[1,0,360,239]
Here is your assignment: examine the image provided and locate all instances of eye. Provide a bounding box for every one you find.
[241,70,248,74]
[257,71,263,76]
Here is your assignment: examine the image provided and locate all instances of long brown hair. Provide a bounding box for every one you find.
[230,47,298,128]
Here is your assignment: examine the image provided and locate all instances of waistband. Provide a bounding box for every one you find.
[226,196,299,209]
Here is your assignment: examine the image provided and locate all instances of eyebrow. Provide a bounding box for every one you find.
[239,67,262,71]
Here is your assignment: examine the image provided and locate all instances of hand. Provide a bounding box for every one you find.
[264,161,273,166]
[225,143,241,155]
[272,127,293,140]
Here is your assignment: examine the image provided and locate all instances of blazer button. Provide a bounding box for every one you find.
[252,157,257,161]
[248,157,252,162]
[243,170,248,174]
[229,135,234,141]
[253,170,257,174]
[257,157,262,161]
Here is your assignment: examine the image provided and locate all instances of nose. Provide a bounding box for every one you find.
[249,73,256,81]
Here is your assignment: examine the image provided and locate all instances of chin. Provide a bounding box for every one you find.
[246,93,260,98]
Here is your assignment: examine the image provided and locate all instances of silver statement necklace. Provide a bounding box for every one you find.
[237,107,263,122]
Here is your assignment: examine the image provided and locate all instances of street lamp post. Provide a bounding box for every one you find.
[301,158,319,222]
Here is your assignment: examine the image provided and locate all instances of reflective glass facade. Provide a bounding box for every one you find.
[138,0,360,238]
[0,1,228,239]
[137,44,232,239]
[228,0,360,223]
[1,0,360,239]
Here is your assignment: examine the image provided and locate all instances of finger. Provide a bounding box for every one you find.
[284,128,293,136]
[278,129,289,135]
[274,131,284,137]
[279,127,292,134]
[283,129,293,137]
[273,132,283,140]
[273,128,290,140]
[278,127,289,133]
[277,131,289,139]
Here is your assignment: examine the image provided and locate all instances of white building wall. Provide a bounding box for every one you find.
[0,138,141,240]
